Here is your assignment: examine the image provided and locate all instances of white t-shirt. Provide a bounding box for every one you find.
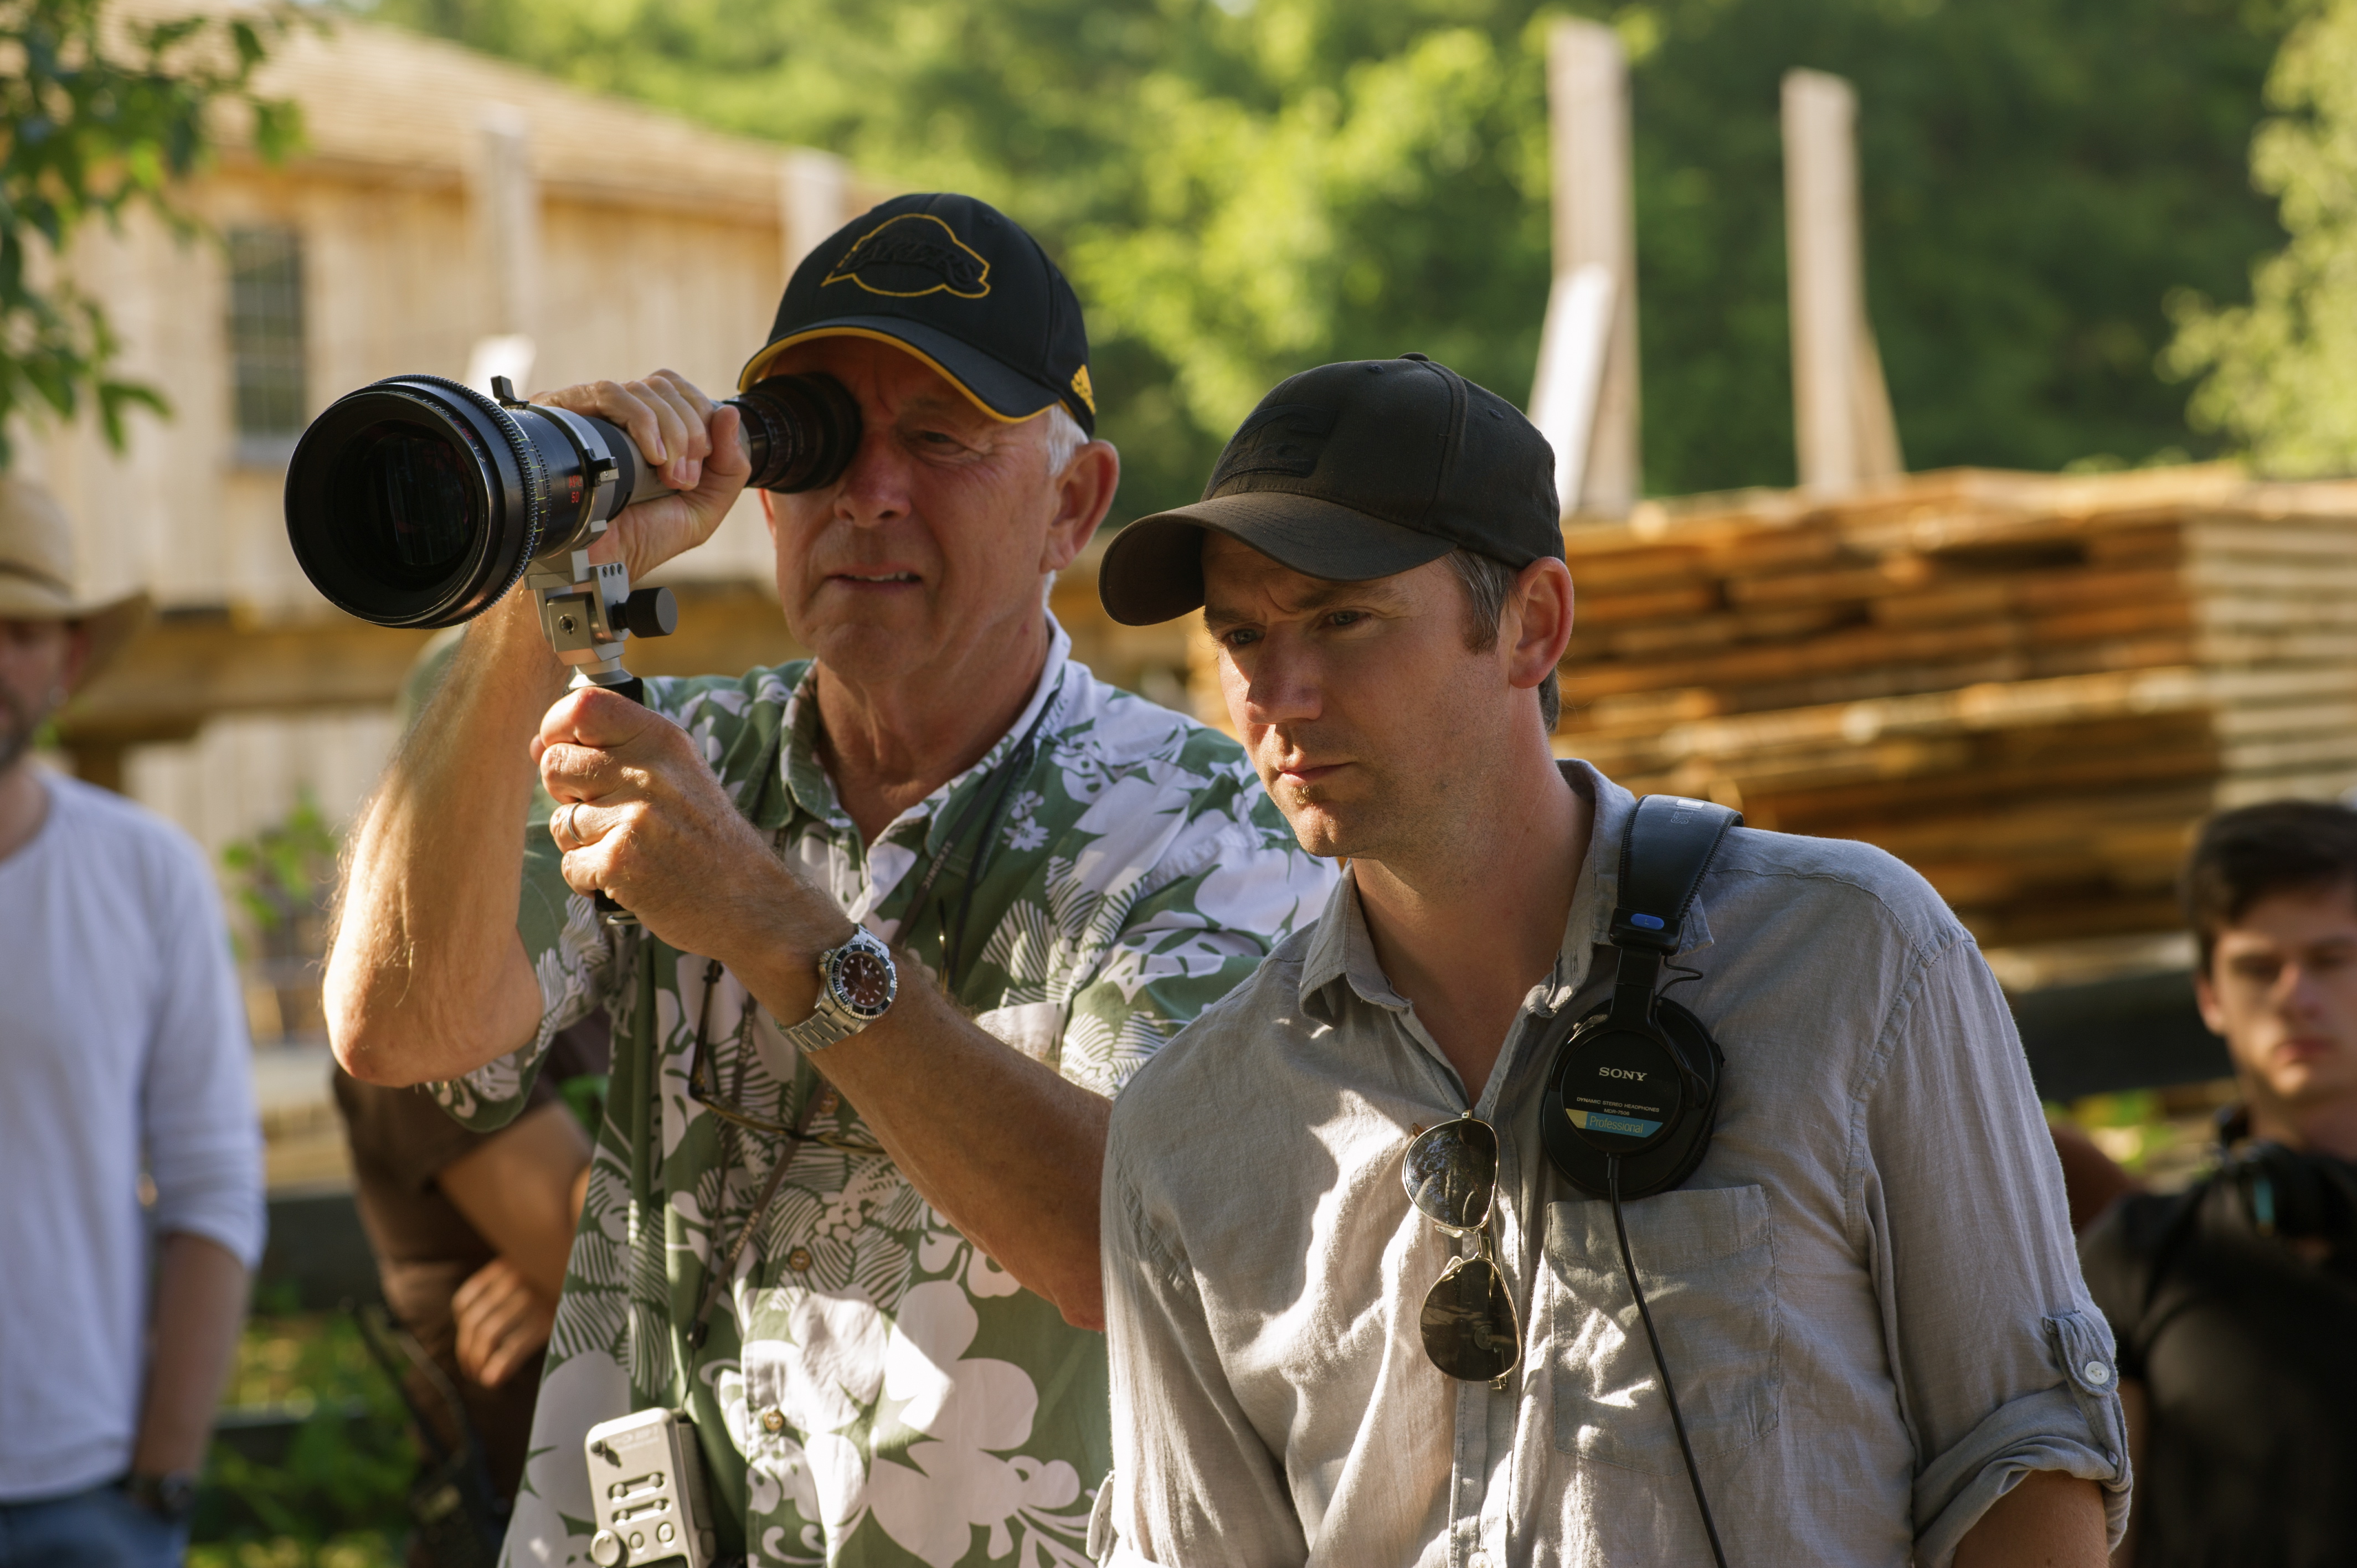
[0,772,265,1500]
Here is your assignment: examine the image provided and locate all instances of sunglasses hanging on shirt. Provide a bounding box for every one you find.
[1402,1113,1522,1384]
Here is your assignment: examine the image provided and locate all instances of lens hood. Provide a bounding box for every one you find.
[286,374,552,628]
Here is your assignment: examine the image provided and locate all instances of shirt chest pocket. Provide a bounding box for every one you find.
[1543,1184,1783,1475]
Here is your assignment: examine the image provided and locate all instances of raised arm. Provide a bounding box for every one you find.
[325,373,748,1087]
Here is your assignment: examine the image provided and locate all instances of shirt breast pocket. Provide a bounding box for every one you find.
[1544,1184,1783,1475]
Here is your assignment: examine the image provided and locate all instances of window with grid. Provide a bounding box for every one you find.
[228,226,306,462]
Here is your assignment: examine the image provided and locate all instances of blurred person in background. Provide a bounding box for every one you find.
[330,1010,606,1554]
[0,477,265,1566]
[2081,800,2357,1566]
[325,194,1333,1566]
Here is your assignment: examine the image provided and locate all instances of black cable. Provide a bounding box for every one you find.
[1608,1155,1730,1568]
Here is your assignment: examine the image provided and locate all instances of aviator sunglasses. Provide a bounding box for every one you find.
[1401,1111,1522,1384]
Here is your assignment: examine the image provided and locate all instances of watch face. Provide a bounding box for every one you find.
[833,944,896,1017]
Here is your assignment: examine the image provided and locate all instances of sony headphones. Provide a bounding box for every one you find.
[1542,795,1741,1201]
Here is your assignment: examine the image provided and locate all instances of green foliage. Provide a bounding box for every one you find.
[221,792,338,947]
[194,1308,410,1561]
[0,0,301,468]
[359,0,2286,509]
[2169,0,2357,476]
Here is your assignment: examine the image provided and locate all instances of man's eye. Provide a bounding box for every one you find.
[1221,628,1260,649]
[1325,610,1363,628]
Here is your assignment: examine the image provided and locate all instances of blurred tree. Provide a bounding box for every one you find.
[364,0,2285,509]
[0,0,300,468]
[2168,0,2357,477]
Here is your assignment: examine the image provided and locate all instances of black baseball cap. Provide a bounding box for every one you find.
[1098,354,1560,625]
[739,192,1097,436]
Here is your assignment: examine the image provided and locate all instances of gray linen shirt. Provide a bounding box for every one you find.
[1099,762,2128,1568]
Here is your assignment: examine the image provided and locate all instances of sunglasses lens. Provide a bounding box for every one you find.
[1402,1117,1499,1232]
[1420,1256,1521,1382]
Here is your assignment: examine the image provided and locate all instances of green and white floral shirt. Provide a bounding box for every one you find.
[442,618,1332,1568]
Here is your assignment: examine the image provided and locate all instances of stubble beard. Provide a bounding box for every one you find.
[0,679,58,778]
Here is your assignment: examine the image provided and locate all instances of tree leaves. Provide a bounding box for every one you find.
[0,0,302,469]
[2168,0,2357,478]
[368,0,2284,506]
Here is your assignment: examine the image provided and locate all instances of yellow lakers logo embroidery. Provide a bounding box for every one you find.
[823,213,991,300]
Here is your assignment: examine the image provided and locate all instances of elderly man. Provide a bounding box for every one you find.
[326,194,1331,1566]
[0,477,264,1564]
[1092,355,2125,1567]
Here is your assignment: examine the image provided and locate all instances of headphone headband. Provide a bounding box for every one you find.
[1609,796,1743,954]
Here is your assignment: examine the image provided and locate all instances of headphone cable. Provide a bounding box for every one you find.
[1608,1155,1731,1568]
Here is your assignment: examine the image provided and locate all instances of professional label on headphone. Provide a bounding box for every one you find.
[1567,1107,1664,1139]
[1562,1029,1682,1153]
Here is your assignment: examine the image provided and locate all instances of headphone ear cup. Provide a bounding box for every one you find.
[1543,998,1723,1201]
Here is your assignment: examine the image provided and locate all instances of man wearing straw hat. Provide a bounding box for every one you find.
[0,476,265,1565]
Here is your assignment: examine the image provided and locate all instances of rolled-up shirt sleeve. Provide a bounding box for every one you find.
[140,830,265,1269]
[1102,1143,1307,1568]
[1859,935,2129,1564]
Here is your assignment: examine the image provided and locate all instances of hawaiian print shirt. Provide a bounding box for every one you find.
[440,617,1334,1568]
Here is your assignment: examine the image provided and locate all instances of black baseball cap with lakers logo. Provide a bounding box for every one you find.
[739,192,1098,436]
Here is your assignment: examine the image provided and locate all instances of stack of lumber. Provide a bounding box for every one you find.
[1557,465,2357,948]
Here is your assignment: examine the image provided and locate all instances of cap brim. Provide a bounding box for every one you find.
[1098,491,1458,626]
[740,317,1067,425]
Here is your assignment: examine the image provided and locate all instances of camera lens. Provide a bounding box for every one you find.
[333,421,480,589]
[735,373,863,493]
[287,374,646,628]
[286,370,863,630]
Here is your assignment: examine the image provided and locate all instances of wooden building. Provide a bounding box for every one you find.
[19,2,891,1180]
[35,0,889,811]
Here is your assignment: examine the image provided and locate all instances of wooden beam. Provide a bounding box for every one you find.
[781,149,851,282]
[1546,20,1640,518]
[1529,265,1617,520]
[53,585,809,750]
[472,102,539,344]
[1782,70,1902,496]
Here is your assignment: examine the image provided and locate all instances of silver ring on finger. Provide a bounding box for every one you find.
[554,801,581,849]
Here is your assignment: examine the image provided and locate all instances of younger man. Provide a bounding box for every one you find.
[2081,801,2357,1566]
[1093,356,2124,1566]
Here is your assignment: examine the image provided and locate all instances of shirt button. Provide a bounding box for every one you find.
[787,1247,813,1272]
[2083,1360,2112,1386]
[760,1407,785,1433]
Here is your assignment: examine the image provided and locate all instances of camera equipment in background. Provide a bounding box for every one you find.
[284,369,860,922]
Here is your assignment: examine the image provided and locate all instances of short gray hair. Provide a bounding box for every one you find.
[1041,404,1088,478]
[1445,549,1562,733]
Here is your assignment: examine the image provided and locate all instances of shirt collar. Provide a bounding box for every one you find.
[1295,759,1716,1021]
[771,612,1074,839]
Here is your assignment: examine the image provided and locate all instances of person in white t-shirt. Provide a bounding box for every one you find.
[0,477,264,1567]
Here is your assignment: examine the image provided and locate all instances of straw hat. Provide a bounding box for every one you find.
[0,476,151,688]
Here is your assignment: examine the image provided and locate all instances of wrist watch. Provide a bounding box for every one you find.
[121,1470,199,1521]
[779,927,899,1052]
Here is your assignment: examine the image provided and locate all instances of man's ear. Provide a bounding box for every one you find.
[1040,441,1120,575]
[2194,964,2228,1038]
[1505,557,1574,693]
